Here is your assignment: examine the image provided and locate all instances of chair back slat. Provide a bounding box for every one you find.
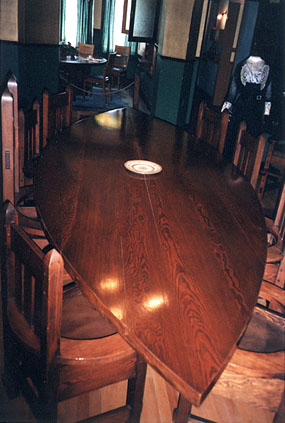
[274,185,285,253]
[78,43,94,58]
[18,99,40,188]
[275,185,285,232]
[6,213,63,364]
[1,88,16,204]
[2,74,41,205]
[10,224,44,330]
[105,52,118,77]
[114,45,130,69]
[258,139,285,199]
[233,121,267,193]
[195,101,230,155]
[42,86,72,147]
[7,74,20,193]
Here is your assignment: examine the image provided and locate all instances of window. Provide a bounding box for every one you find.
[64,0,77,46]
[61,0,94,47]
[128,0,161,43]
[113,0,128,46]
[122,0,131,33]
[61,0,134,53]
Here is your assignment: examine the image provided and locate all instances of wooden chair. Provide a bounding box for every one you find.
[1,74,37,206]
[193,101,230,155]
[1,86,18,206]
[1,202,147,423]
[18,100,41,187]
[83,52,117,104]
[77,42,94,58]
[258,138,285,199]
[42,85,72,148]
[1,76,72,284]
[265,183,285,266]
[173,280,284,423]
[260,261,284,314]
[111,45,131,89]
[233,121,267,196]
[1,76,46,243]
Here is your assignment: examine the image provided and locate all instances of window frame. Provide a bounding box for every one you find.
[122,0,130,34]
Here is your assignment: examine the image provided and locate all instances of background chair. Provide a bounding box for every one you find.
[1,76,46,246]
[42,85,72,148]
[18,100,40,188]
[265,184,285,267]
[193,101,230,155]
[232,121,267,196]
[258,138,285,200]
[83,52,117,104]
[111,45,131,89]
[1,86,18,206]
[1,203,147,423]
[77,42,94,58]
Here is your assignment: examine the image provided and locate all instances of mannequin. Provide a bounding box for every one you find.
[221,53,272,158]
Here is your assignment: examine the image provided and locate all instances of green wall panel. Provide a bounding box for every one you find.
[1,41,59,109]
[154,56,185,125]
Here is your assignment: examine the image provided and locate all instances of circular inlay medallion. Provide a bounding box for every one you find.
[124,160,162,175]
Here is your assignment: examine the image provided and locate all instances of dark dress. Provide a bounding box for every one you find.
[223,56,272,158]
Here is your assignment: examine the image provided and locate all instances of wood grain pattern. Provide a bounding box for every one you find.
[35,108,267,407]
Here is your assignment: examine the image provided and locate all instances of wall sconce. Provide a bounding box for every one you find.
[217,11,227,21]
[215,0,229,30]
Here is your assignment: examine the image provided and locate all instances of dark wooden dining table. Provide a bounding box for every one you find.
[35,107,267,412]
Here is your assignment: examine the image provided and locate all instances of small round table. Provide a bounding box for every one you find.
[60,57,107,94]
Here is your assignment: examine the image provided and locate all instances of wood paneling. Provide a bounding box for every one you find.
[159,0,194,60]
[0,0,60,44]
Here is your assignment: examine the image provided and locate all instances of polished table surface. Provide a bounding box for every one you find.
[35,108,267,406]
[60,57,107,65]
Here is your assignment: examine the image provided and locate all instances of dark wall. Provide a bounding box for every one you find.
[1,41,59,109]
[252,1,284,138]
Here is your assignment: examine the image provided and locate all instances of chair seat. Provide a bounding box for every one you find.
[112,66,126,73]
[238,306,284,353]
[61,286,117,340]
[86,74,111,83]
[7,287,118,354]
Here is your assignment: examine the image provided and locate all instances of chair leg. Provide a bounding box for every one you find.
[108,82,112,102]
[273,391,285,423]
[127,356,147,423]
[1,326,21,399]
[83,82,87,101]
[102,82,107,104]
[173,394,192,423]
[39,364,59,422]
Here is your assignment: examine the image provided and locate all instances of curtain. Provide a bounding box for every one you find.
[77,0,94,45]
[102,0,137,55]
[102,0,116,53]
[125,38,137,55]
